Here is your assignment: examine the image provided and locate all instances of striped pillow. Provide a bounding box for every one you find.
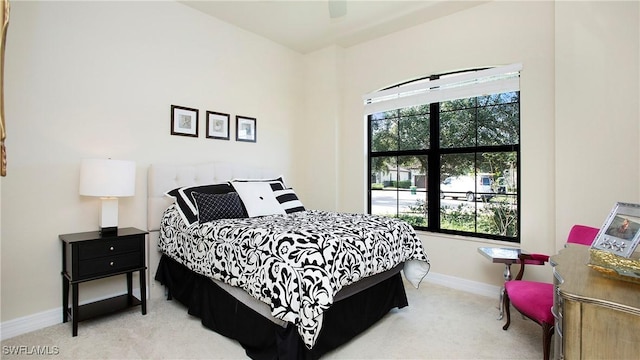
[274,188,305,214]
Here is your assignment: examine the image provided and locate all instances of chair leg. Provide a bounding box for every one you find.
[502,291,511,331]
[542,322,554,360]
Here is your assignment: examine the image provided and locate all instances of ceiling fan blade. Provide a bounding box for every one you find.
[328,0,347,19]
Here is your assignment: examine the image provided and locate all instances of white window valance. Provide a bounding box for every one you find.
[363,63,522,115]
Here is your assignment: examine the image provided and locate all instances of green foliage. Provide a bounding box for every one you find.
[439,202,518,237]
[371,93,519,180]
[396,214,427,227]
[479,201,518,237]
[441,204,477,232]
[378,198,518,237]
[371,183,384,190]
[370,107,429,173]
[408,198,426,214]
[387,180,411,189]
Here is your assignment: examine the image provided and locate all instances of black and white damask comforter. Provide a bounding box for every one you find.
[159,205,430,348]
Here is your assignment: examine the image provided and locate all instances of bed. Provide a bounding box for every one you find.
[147,162,430,359]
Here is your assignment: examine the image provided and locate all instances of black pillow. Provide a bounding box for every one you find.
[192,192,247,223]
[165,183,234,225]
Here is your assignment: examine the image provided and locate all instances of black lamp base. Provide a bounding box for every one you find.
[100,226,118,237]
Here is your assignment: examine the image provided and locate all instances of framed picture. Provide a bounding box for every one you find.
[171,105,198,137]
[206,111,230,140]
[236,116,256,143]
[591,202,640,258]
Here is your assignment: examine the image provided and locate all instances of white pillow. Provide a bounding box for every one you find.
[403,259,431,289]
[231,181,286,217]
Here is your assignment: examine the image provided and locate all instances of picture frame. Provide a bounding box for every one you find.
[591,202,640,258]
[236,115,256,143]
[206,111,230,140]
[1,0,10,177]
[171,105,198,137]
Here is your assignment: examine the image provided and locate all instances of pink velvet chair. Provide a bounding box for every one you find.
[502,225,599,360]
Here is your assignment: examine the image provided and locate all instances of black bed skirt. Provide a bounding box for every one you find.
[154,255,409,360]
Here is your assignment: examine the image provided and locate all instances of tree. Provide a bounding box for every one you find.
[369,89,520,240]
[371,93,519,179]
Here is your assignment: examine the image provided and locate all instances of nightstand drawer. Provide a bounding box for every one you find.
[78,237,141,260]
[78,252,142,278]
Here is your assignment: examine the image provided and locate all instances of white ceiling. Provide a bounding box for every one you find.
[180,1,488,54]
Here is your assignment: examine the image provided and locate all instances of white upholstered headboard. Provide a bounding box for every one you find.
[146,162,279,297]
[147,161,280,232]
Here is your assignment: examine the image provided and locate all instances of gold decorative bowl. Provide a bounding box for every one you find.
[588,249,640,284]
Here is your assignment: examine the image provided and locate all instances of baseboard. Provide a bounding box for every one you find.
[423,270,501,299]
[1,274,495,341]
[0,307,61,341]
[1,289,142,341]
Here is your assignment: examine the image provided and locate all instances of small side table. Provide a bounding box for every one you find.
[478,247,545,319]
[60,227,148,336]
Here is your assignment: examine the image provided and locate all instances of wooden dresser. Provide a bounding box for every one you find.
[551,244,640,360]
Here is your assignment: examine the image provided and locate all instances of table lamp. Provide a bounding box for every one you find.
[79,158,136,236]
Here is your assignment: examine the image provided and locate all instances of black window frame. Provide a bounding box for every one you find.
[367,69,521,243]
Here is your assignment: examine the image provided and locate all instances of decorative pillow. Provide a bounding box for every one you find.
[403,259,431,289]
[192,192,246,223]
[231,176,286,192]
[273,188,305,214]
[231,181,286,217]
[165,183,234,225]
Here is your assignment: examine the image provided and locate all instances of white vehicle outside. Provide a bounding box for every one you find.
[440,174,495,202]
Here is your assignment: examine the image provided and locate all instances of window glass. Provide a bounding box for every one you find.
[371,155,428,228]
[370,113,398,152]
[368,70,520,242]
[399,110,430,151]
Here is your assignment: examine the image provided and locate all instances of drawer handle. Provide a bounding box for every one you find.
[110,246,114,251]
[110,261,114,266]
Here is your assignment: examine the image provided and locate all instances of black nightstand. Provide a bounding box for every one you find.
[60,227,147,336]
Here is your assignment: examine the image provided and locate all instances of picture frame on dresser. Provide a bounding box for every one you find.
[236,115,256,143]
[591,202,640,258]
[171,105,199,137]
[206,111,230,140]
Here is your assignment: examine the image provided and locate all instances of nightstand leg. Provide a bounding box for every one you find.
[62,277,69,323]
[140,268,147,315]
[72,283,79,337]
[126,272,133,306]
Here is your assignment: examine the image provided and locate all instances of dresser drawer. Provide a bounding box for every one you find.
[78,252,142,278]
[78,236,141,260]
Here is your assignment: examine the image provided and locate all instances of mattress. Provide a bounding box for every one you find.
[211,261,405,328]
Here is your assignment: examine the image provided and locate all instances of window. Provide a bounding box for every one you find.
[366,65,521,242]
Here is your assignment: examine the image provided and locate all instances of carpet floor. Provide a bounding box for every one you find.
[1,280,544,359]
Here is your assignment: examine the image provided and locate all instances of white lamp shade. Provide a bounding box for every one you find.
[79,159,136,197]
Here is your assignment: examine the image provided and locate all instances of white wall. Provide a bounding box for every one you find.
[306,0,639,286]
[554,1,640,247]
[295,46,345,211]
[1,1,302,322]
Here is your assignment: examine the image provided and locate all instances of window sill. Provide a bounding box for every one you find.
[414,229,519,247]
